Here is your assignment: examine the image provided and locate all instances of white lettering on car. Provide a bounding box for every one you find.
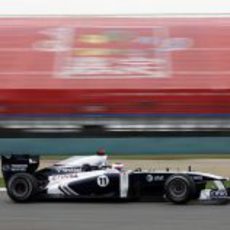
[49,173,78,181]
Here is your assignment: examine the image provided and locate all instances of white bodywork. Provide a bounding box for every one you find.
[54,155,108,168]
[47,155,130,198]
[47,170,107,195]
[199,180,228,201]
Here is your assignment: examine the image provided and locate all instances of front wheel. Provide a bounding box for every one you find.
[164,174,196,204]
[7,173,38,203]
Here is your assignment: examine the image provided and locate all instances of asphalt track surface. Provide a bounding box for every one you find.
[0,193,229,230]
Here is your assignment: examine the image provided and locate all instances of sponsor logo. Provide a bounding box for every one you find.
[11,164,28,172]
[2,164,10,171]
[153,175,164,181]
[210,189,228,199]
[56,168,80,173]
[33,27,192,79]
[146,175,165,182]
[49,173,78,181]
[146,174,154,182]
[62,57,166,77]
[79,35,109,44]
[74,49,125,56]
[192,176,203,181]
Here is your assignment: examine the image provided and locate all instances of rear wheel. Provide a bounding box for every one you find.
[164,174,196,204]
[7,173,38,202]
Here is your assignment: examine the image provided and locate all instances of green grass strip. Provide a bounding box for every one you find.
[0,178,5,188]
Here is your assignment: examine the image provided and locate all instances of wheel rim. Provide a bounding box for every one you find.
[11,179,30,198]
[169,179,188,198]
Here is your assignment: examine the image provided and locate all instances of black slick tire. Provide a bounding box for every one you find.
[164,174,196,204]
[7,173,38,203]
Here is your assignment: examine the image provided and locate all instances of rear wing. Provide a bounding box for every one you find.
[1,155,39,181]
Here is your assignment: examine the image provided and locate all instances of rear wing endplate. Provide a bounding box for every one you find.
[1,155,39,181]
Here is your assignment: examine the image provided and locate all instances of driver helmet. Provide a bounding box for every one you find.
[112,162,124,171]
[96,148,106,156]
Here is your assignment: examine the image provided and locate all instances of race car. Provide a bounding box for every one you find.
[1,152,230,204]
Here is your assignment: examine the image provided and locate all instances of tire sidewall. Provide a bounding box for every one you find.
[7,173,37,202]
[164,174,195,204]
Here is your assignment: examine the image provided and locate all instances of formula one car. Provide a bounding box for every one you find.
[1,152,230,204]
